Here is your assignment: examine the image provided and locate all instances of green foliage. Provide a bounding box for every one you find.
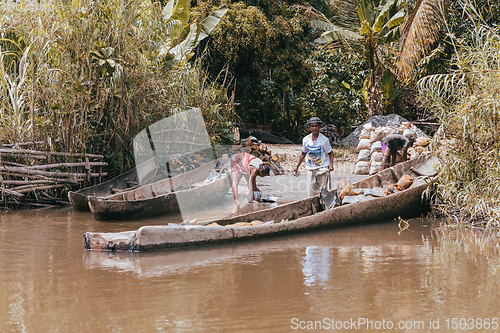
[0,0,234,176]
[418,5,500,227]
[302,47,366,137]
[199,1,323,140]
[297,0,406,118]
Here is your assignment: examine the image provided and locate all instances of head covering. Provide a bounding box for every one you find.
[305,116,325,128]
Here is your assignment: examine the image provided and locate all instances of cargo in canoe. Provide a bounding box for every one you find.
[87,159,231,221]
[84,153,439,251]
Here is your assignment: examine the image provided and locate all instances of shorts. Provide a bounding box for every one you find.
[306,167,331,197]
[381,141,389,156]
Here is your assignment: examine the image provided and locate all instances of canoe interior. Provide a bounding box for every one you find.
[101,159,221,201]
[87,159,231,221]
[68,157,159,210]
[88,173,231,221]
[206,153,437,226]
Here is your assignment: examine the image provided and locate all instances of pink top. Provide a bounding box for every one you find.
[230,153,262,176]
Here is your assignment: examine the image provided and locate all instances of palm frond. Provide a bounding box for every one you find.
[330,0,359,30]
[292,3,362,47]
[397,0,449,82]
[315,28,363,44]
[169,22,199,66]
[198,6,228,42]
[311,19,339,32]
[374,0,398,33]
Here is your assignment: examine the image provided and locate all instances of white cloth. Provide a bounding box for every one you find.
[306,167,331,197]
[302,133,332,170]
[248,158,263,169]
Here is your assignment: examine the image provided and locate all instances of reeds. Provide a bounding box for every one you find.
[0,0,236,177]
[418,12,500,229]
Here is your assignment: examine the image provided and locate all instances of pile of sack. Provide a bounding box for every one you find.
[354,122,430,175]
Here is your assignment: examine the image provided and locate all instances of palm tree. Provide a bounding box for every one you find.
[295,0,405,117]
[397,0,449,83]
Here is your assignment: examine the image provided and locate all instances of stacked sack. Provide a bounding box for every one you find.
[355,122,430,175]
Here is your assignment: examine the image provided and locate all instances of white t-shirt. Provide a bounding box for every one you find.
[302,133,332,170]
[248,157,263,169]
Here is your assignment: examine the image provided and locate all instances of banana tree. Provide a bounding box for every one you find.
[297,0,405,117]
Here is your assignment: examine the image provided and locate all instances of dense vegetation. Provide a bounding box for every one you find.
[0,0,235,174]
[416,1,500,229]
[2,0,500,228]
[0,0,433,165]
[196,0,394,138]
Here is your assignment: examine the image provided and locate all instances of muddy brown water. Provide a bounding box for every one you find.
[2,203,500,332]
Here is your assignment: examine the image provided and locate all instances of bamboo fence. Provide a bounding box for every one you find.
[0,143,108,208]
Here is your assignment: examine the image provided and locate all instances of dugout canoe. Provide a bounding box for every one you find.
[84,153,439,251]
[87,159,231,221]
[68,158,159,211]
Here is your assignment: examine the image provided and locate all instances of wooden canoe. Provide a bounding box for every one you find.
[87,159,231,221]
[68,158,159,211]
[84,153,439,251]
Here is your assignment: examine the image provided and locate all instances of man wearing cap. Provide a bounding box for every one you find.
[293,117,334,197]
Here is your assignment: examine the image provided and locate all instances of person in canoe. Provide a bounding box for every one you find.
[230,152,271,204]
[293,116,334,197]
[381,134,415,170]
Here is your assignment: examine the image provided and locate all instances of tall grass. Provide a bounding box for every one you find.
[418,9,500,229]
[0,0,235,175]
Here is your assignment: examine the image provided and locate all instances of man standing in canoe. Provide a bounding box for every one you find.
[230,152,271,204]
[380,134,415,170]
[293,117,334,197]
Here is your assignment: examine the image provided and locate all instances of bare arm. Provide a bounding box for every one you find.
[248,166,259,202]
[293,151,307,175]
[328,151,334,171]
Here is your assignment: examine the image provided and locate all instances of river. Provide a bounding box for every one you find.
[1,207,499,332]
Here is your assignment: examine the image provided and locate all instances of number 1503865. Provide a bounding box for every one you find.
[445,318,498,330]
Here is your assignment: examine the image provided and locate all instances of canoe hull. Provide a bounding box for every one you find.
[88,194,181,221]
[88,173,231,221]
[68,191,91,212]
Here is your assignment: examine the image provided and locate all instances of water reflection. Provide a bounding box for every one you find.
[2,209,500,332]
[302,246,331,287]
